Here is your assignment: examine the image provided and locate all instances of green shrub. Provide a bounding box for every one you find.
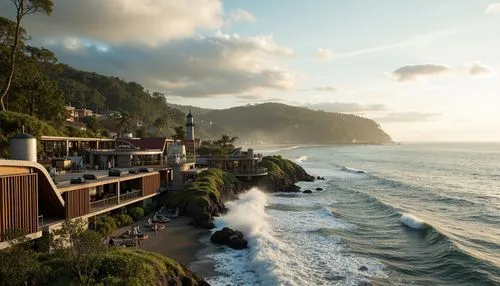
[127,207,144,221]
[95,221,114,237]
[114,214,133,228]
[99,216,117,229]
[95,216,117,236]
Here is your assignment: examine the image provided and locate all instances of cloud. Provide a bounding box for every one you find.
[312,86,338,92]
[1,0,224,45]
[485,3,500,14]
[467,62,496,76]
[315,48,333,61]
[228,9,255,23]
[334,29,459,59]
[305,102,387,113]
[43,31,298,97]
[373,112,440,123]
[391,64,452,81]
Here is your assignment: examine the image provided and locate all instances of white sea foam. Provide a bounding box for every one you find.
[341,166,367,174]
[207,188,386,285]
[295,155,309,163]
[400,213,425,229]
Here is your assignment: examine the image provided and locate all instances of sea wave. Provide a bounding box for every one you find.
[400,213,426,229]
[340,166,367,174]
[295,155,309,163]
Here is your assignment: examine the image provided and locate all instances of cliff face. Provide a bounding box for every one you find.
[167,156,312,228]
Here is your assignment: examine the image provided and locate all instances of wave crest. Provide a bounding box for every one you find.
[400,213,426,229]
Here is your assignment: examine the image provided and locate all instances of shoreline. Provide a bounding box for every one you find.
[111,216,218,279]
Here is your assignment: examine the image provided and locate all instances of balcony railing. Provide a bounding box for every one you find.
[120,190,142,201]
[166,155,196,167]
[90,196,118,210]
[232,168,268,176]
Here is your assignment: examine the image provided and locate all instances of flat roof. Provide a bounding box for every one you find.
[89,149,163,155]
[57,170,159,193]
[41,136,116,142]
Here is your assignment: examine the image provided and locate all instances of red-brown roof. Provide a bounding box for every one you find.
[122,138,172,151]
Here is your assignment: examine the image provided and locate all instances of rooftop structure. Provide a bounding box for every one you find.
[197,147,268,179]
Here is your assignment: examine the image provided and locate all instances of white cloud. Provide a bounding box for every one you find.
[467,62,496,76]
[311,86,338,92]
[485,3,500,14]
[391,64,453,81]
[44,32,298,98]
[228,9,255,23]
[315,48,333,61]
[306,102,387,113]
[9,0,224,45]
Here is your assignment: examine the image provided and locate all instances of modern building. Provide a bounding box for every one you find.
[197,147,268,179]
[75,108,93,118]
[0,134,170,249]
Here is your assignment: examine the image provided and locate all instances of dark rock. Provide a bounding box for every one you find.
[211,227,248,250]
[303,190,313,194]
[358,265,368,271]
[315,188,323,191]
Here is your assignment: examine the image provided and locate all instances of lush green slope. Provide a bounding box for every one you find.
[166,168,244,228]
[196,103,392,144]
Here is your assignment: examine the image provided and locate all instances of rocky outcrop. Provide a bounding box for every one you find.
[166,169,244,229]
[255,155,315,192]
[210,227,248,250]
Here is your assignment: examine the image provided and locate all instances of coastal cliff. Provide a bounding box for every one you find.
[167,156,312,228]
[255,155,314,192]
[167,169,245,228]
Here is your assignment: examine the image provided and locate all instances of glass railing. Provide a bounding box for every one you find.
[232,168,268,176]
[120,190,142,201]
[90,196,118,210]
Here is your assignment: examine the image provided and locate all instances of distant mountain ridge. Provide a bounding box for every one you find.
[176,102,392,144]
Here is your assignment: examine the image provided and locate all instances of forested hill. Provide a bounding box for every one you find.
[194,103,392,144]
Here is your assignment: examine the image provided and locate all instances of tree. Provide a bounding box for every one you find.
[51,219,107,285]
[217,134,238,148]
[173,126,185,141]
[0,0,54,112]
[114,110,134,137]
[0,229,50,286]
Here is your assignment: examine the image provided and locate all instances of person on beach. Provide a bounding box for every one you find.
[154,223,158,235]
[134,236,139,248]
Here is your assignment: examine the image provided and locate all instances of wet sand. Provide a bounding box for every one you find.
[111,216,216,278]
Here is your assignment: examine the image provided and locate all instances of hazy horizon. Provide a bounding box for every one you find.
[1,0,499,142]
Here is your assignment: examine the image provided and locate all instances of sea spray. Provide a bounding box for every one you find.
[208,188,386,286]
[295,155,309,163]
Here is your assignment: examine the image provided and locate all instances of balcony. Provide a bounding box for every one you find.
[166,155,197,167]
[90,196,118,211]
[120,189,142,202]
[232,168,268,177]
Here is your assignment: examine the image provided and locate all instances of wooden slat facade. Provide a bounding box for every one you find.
[0,173,38,242]
[64,188,90,219]
[142,173,160,196]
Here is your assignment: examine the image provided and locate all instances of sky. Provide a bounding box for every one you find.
[1,0,500,142]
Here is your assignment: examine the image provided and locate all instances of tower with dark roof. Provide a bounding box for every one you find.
[186,109,195,141]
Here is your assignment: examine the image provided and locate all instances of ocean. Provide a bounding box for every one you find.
[200,144,500,285]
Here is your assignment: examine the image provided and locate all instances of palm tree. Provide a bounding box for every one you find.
[217,134,238,147]
[114,110,134,137]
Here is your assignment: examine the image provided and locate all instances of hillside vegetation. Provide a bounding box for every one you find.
[195,103,392,144]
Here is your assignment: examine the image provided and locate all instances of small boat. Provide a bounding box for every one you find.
[152,224,165,231]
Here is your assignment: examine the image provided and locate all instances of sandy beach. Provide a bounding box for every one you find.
[111,216,216,278]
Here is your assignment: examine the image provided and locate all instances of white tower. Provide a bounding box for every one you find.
[186,110,195,141]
